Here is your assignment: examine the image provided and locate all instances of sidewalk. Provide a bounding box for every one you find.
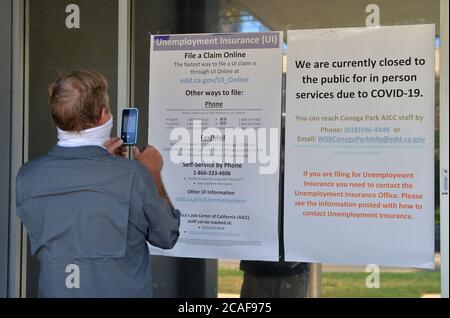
[219,253,441,273]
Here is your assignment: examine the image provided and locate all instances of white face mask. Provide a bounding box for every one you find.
[57,116,113,149]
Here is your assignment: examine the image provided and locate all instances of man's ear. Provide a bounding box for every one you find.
[97,107,111,126]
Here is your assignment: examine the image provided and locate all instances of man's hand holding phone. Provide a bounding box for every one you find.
[132,145,164,175]
[104,137,128,158]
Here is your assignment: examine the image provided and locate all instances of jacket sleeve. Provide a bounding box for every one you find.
[130,164,180,250]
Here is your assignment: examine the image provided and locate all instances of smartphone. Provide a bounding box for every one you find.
[121,108,139,145]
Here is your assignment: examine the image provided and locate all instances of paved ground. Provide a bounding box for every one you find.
[219,253,441,273]
[421,294,441,298]
[218,293,442,298]
[218,293,240,298]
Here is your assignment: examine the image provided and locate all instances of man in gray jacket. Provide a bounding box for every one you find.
[16,70,180,298]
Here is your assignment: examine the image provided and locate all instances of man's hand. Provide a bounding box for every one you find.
[104,137,128,158]
[132,145,164,175]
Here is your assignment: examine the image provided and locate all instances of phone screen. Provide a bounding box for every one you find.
[121,108,139,145]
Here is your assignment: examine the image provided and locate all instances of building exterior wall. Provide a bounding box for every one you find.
[0,0,13,298]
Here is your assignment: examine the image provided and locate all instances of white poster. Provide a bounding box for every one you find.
[284,25,435,268]
[148,32,283,260]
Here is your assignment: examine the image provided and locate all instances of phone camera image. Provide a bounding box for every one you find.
[121,108,139,145]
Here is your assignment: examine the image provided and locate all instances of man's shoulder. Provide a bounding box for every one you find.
[17,155,52,178]
[106,155,149,177]
[100,156,157,197]
[17,151,148,180]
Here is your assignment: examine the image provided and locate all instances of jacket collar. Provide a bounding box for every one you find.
[48,145,111,158]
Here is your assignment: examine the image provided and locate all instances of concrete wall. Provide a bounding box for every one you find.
[0,0,13,298]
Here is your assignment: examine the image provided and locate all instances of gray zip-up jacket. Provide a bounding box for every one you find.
[16,146,180,298]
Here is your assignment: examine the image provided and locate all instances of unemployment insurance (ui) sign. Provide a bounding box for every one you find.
[148,32,283,260]
[284,25,436,268]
